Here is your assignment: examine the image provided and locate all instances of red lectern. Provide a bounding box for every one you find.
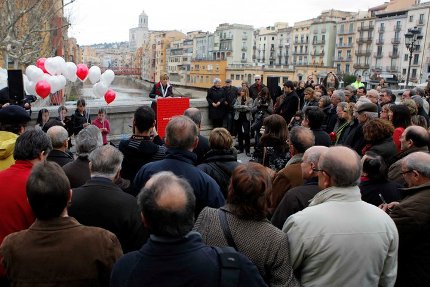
[156,97,190,138]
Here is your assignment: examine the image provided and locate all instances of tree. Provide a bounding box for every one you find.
[0,0,76,69]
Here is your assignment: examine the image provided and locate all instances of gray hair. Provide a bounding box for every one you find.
[303,146,329,165]
[75,125,102,157]
[332,90,345,102]
[414,87,426,97]
[89,145,123,178]
[403,152,430,178]
[319,146,362,187]
[166,116,198,150]
[363,111,378,120]
[290,126,315,154]
[47,126,68,149]
[412,95,424,109]
[184,107,202,126]
[138,171,196,237]
[213,78,221,84]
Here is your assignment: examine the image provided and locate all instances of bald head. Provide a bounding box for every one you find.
[303,146,329,164]
[290,126,315,154]
[402,152,430,179]
[139,171,196,237]
[403,125,430,150]
[47,125,68,149]
[319,146,361,187]
[166,116,198,150]
[184,107,202,127]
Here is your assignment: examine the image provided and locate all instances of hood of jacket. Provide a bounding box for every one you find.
[0,131,18,160]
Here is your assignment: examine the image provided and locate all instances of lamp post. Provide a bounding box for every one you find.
[404,26,423,88]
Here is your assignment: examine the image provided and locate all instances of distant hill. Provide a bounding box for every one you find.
[82,42,130,49]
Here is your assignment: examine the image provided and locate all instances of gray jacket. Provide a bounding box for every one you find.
[283,186,399,287]
[234,97,253,121]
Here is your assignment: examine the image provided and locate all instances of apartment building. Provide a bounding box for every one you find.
[189,60,227,89]
[211,23,254,65]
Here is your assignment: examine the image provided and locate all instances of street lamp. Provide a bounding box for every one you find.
[404,26,423,88]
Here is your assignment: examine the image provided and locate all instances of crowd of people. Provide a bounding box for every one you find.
[0,72,429,286]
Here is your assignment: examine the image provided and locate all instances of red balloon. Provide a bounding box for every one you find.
[36,58,48,73]
[76,64,89,81]
[35,80,51,99]
[104,89,116,104]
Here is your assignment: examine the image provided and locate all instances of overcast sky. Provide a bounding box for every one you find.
[67,0,390,45]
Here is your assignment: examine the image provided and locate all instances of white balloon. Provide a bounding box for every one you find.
[27,81,36,96]
[44,57,57,75]
[88,66,101,84]
[25,65,44,82]
[63,62,77,81]
[47,75,58,93]
[58,75,67,90]
[93,82,108,98]
[54,56,66,75]
[100,69,115,86]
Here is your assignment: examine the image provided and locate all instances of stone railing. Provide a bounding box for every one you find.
[30,98,213,140]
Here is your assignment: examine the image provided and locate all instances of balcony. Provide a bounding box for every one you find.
[336,43,353,48]
[311,51,325,56]
[394,25,401,32]
[411,62,420,66]
[374,66,383,71]
[241,58,247,63]
[242,36,248,40]
[356,37,373,44]
[338,29,354,35]
[391,38,401,44]
[358,24,374,31]
[334,57,352,62]
[312,39,326,45]
[378,26,385,33]
[353,63,370,69]
[355,50,371,57]
[241,47,247,52]
[374,53,383,59]
[292,51,308,55]
[417,19,425,26]
[376,39,384,45]
[386,66,398,72]
[389,52,399,58]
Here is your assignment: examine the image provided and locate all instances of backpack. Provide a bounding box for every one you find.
[214,246,241,287]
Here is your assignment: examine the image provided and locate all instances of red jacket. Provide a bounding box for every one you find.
[0,160,35,278]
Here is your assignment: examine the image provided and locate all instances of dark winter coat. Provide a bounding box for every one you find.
[71,109,91,136]
[132,148,225,215]
[271,178,320,229]
[390,182,430,287]
[198,149,241,197]
[207,86,226,120]
[69,177,149,253]
[149,82,173,98]
[359,179,401,207]
[274,91,299,124]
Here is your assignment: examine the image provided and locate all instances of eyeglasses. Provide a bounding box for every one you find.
[312,168,329,176]
[255,79,261,81]
[400,170,414,176]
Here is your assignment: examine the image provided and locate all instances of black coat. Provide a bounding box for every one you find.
[311,129,331,147]
[46,149,73,167]
[223,86,238,112]
[271,178,320,229]
[198,149,241,197]
[207,86,226,120]
[344,123,365,156]
[69,177,149,253]
[368,137,397,165]
[359,179,402,207]
[71,109,91,136]
[249,83,266,100]
[194,135,210,165]
[275,91,299,124]
[118,135,166,182]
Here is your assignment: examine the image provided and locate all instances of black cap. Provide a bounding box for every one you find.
[0,105,31,124]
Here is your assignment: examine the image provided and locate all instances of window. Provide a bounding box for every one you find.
[272,37,275,40]
[346,64,350,74]
[339,37,343,46]
[414,54,419,65]
[409,15,413,22]
[377,46,382,56]
[412,69,417,78]
[348,37,352,45]
[337,64,341,73]
[347,50,351,58]
[236,75,240,80]
[402,69,406,75]
[322,35,325,42]
[420,14,425,24]
[231,74,235,79]
[337,51,342,58]
[427,65,430,73]
[349,23,353,32]
[404,54,408,61]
